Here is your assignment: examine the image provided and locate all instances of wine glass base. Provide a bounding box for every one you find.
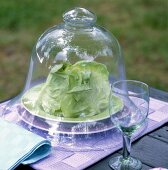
[109,155,142,170]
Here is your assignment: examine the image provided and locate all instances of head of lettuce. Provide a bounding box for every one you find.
[22,60,113,119]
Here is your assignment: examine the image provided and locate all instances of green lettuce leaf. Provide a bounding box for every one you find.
[27,60,111,118]
[61,61,110,118]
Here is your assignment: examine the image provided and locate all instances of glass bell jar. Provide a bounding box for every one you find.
[2,7,126,151]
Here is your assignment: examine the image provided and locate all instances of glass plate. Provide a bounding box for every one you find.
[21,84,123,123]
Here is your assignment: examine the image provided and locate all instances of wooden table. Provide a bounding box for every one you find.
[86,88,168,170]
[86,124,168,170]
[16,88,168,170]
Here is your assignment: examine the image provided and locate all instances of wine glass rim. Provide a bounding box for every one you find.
[112,79,149,96]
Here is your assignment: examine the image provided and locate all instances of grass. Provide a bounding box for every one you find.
[0,0,167,101]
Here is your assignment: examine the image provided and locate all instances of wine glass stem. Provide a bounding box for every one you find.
[123,134,131,159]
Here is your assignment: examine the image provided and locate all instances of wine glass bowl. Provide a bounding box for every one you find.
[109,80,149,170]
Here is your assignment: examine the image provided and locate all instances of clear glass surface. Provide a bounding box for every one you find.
[2,7,126,150]
[109,80,149,170]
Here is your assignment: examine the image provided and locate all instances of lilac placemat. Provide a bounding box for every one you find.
[1,97,168,170]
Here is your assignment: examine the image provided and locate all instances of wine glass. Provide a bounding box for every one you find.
[109,80,149,170]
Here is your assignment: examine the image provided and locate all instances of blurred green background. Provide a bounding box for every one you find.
[0,0,167,101]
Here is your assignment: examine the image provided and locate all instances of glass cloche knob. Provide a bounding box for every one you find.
[63,7,97,26]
